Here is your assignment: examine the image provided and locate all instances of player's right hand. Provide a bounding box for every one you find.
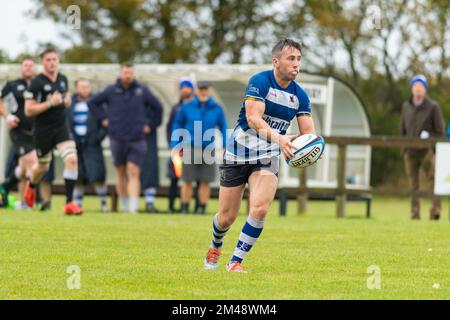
[279,134,297,159]
[49,91,63,107]
[6,114,20,129]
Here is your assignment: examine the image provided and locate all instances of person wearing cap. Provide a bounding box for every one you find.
[400,75,445,220]
[170,81,228,214]
[166,77,196,213]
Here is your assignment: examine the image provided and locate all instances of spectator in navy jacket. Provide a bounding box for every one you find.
[68,79,109,212]
[171,81,228,214]
[88,64,163,213]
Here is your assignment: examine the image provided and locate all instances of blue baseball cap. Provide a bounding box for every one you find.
[410,75,428,89]
[179,78,195,90]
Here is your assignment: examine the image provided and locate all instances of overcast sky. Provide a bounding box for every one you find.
[0,0,68,57]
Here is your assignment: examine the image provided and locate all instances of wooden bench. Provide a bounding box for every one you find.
[51,183,372,217]
[277,187,372,218]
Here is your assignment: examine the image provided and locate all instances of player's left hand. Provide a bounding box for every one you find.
[6,114,20,129]
[143,125,151,134]
[279,134,298,159]
[63,94,72,108]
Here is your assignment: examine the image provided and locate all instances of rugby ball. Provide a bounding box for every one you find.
[286,134,325,168]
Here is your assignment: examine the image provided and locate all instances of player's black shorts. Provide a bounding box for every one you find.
[219,157,279,187]
[10,129,35,157]
[34,125,72,159]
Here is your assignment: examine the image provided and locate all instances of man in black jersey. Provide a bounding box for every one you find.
[0,57,38,209]
[24,48,83,215]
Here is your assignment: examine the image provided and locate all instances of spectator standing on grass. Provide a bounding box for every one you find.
[67,79,109,212]
[88,63,162,214]
[400,75,445,220]
[166,77,196,213]
[171,81,228,215]
[140,80,163,214]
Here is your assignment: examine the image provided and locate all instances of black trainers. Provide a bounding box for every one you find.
[40,201,52,212]
[0,186,9,208]
[145,203,160,214]
[180,203,189,214]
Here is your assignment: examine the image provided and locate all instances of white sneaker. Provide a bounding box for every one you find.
[204,248,221,270]
[15,202,30,211]
[226,261,247,273]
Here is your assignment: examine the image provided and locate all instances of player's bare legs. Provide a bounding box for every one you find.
[247,170,278,221]
[55,140,82,215]
[204,183,245,270]
[126,162,141,213]
[226,170,278,272]
[217,184,246,228]
[16,150,37,207]
[115,165,128,211]
[180,182,194,204]
[39,181,52,209]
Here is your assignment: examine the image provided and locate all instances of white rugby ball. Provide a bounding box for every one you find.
[286,134,325,168]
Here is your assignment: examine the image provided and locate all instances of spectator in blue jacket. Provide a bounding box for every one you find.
[166,77,196,213]
[88,63,163,213]
[171,81,228,214]
[67,79,109,212]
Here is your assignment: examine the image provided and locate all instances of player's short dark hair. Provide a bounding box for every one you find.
[120,62,134,69]
[40,48,58,59]
[272,38,302,58]
[74,78,90,87]
[21,56,34,64]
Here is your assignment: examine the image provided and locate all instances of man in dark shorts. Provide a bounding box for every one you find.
[0,57,38,209]
[203,38,318,272]
[88,63,162,213]
[23,48,82,215]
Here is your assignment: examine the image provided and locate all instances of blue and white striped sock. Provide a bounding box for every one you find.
[211,214,230,250]
[144,187,156,206]
[73,186,84,207]
[95,185,107,207]
[231,215,265,263]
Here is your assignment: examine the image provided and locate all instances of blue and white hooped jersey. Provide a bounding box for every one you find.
[224,70,311,163]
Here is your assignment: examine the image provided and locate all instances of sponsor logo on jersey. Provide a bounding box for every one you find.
[23,91,34,99]
[17,84,26,91]
[262,115,289,132]
[247,84,260,95]
[44,84,52,92]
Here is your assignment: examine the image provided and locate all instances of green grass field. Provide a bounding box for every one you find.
[0,195,449,300]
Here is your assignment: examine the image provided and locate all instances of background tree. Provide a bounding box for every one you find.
[27,0,450,187]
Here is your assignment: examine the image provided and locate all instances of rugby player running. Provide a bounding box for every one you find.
[24,48,82,215]
[0,57,37,209]
[204,38,317,272]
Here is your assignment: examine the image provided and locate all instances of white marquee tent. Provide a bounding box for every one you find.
[0,64,371,189]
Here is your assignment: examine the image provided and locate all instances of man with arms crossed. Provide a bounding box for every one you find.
[204,38,317,272]
[24,48,82,215]
[0,57,37,209]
